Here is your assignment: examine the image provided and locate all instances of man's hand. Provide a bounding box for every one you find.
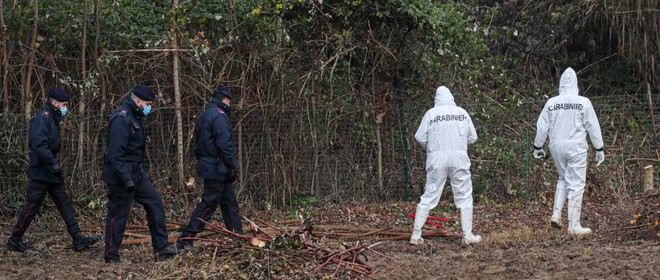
[123,180,136,192]
[52,163,62,175]
[228,170,238,183]
[533,148,546,159]
[596,150,605,166]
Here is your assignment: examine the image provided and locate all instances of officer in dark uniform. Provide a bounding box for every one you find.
[101,85,177,263]
[6,89,100,253]
[176,87,242,252]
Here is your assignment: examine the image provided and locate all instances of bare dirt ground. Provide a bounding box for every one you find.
[0,192,657,279]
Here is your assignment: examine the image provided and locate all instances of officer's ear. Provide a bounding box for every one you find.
[131,93,142,106]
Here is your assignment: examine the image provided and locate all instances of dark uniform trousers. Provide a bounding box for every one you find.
[104,176,168,259]
[12,180,80,239]
[180,178,243,239]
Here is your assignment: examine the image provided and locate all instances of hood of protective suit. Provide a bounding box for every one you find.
[434,86,455,106]
[559,67,579,96]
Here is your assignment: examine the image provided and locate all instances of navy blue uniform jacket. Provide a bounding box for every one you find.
[28,103,64,184]
[195,99,236,180]
[101,98,147,186]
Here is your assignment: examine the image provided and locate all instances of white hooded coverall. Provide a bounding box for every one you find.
[411,86,480,244]
[534,68,604,200]
[534,67,604,234]
[415,87,477,210]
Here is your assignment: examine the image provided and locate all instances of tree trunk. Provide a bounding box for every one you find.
[24,0,38,123]
[77,0,88,170]
[647,82,657,157]
[376,113,385,198]
[228,0,245,191]
[309,39,319,197]
[172,0,184,189]
[0,0,8,113]
[92,0,106,178]
[94,0,105,114]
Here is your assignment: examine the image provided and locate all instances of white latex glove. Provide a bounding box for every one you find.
[596,150,605,166]
[533,148,546,159]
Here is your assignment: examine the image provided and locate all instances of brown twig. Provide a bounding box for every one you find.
[313,245,365,274]
[276,219,303,225]
[124,231,150,239]
[257,219,288,234]
[180,237,227,244]
[621,223,656,230]
[201,220,254,242]
[244,216,272,238]
[376,229,461,241]
[359,227,392,238]
[625,158,660,162]
[636,192,660,200]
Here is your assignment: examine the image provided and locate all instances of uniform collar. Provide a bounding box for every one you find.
[122,96,142,118]
[210,97,223,108]
[210,98,231,115]
[44,102,63,123]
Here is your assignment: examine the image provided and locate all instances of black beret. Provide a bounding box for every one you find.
[213,87,233,100]
[48,89,70,102]
[132,85,155,101]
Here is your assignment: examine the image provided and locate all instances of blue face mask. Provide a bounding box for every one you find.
[142,105,152,116]
[59,106,68,117]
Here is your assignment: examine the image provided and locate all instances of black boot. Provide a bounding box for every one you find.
[6,236,29,253]
[72,233,101,252]
[176,238,196,255]
[105,255,120,264]
[154,246,178,262]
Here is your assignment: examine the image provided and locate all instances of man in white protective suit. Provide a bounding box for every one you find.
[410,86,481,245]
[533,67,605,235]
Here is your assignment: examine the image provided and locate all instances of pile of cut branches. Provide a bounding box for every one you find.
[622,191,659,237]
[172,217,458,278]
[83,217,459,278]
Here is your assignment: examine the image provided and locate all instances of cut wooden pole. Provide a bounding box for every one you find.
[644,165,654,193]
